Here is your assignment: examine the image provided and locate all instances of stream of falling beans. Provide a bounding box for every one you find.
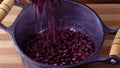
[29,0,66,54]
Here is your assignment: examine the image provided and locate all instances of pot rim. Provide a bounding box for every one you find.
[9,0,107,68]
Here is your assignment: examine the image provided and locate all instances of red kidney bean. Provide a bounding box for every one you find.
[23,28,95,66]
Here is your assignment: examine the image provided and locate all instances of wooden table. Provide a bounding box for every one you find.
[0,4,120,68]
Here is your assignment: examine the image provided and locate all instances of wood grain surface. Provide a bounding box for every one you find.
[0,4,120,68]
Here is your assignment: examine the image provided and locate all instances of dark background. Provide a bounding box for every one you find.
[76,0,120,4]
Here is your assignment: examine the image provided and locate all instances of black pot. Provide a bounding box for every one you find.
[0,0,119,68]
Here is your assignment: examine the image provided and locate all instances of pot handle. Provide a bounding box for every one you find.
[110,29,120,57]
[104,29,120,64]
[0,0,15,31]
[0,0,15,22]
[97,29,120,64]
[0,0,31,30]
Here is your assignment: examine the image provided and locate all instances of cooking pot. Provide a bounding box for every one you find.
[0,0,120,68]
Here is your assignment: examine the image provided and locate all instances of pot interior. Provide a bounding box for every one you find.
[14,1,104,67]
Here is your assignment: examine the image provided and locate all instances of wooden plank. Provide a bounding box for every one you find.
[0,30,7,34]
[0,63,23,68]
[0,48,18,55]
[87,62,120,68]
[0,55,22,64]
[0,34,11,40]
[0,41,14,48]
